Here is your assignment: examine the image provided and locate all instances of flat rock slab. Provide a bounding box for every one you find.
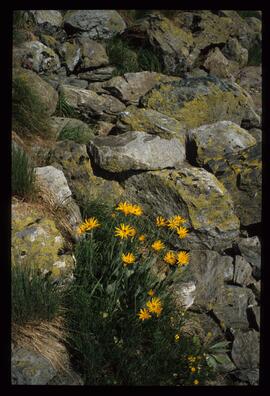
[30,10,63,27]
[117,106,186,143]
[64,10,126,39]
[141,76,260,130]
[231,330,260,369]
[237,237,261,279]
[124,166,240,250]
[88,131,186,173]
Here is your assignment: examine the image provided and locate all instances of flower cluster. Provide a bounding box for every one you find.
[77,217,100,234]
[187,355,202,385]
[155,214,189,240]
[138,296,163,321]
[115,201,143,216]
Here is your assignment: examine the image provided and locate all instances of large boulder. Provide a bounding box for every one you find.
[60,84,125,122]
[222,37,249,68]
[231,330,260,370]
[141,76,260,131]
[124,166,240,250]
[116,106,186,143]
[12,200,74,279]
[122,14,194,74]
[64,10,126,38]
[34,166,82,235]
[48,140,123,207]
[187,121,261,226]
[19,41,61,74]
[203,47,238,79]
[59,41,81,73]
[14,68,58,116]
[104,72,180,106]
[29,10,63,32]
[78,66,115,82]
[76,36,109,69]
[88,131,186,173]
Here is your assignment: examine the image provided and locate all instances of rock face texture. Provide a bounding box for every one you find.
[19,40,61,73]
[88,131,186,173]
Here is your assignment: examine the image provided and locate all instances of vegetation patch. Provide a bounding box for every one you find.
[58,125,93,144]
[12,145,35,199]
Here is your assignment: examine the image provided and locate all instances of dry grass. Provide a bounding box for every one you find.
[12,316,71,374]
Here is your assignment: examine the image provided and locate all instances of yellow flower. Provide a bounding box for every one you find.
[148,289,155,296]
[175,334,180,342]
[138,235,146,242]
[151,240,165,251]
[129,204,143,216]
[146,297,163,316]
[115,224,136,239]
[187,356,196,363]
[190,367,196,373]
[176,226,189,239]
[138,308,151,321]
[193,379,199,385]
[173,215,186,225]
[78,217,100,234]
[177,251,189,266]
[115,201,132,216]
[122,252,136,266]
[163,251,176,265]
[156,216,167,227]
[167,216,180,230]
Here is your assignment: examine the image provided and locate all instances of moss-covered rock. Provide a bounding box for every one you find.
[19,40,61,74]
[76,37,109,69]
[49,116,95,143]
[117,106,186,143]
[59,41,81,72]
[12,200,74,279]
[141,76,260,130]
[124,166,240,250]
[48,140,123,207]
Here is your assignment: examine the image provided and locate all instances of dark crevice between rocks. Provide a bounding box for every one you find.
[223,243,241,258]
[240,223,262,240]
[246,307,260,331]
[185,136,199,167]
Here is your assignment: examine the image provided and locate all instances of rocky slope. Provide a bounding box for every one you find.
[12,9,261,385]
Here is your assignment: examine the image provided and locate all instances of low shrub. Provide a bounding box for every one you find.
[57,125,93,144]
[65,200,216,385]
[12,261,63,325]
[55,91,77,118]
[12,74,51,136]
[12,144,35,199]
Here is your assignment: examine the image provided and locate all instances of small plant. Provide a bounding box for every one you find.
[106,36,139,75]
[58,124,93,144]
[12,144,35,199]
[137,47,162,72]
[12,74,51,136]
[65,200,215,385]
[12,261,63,325]
[55,91,76,117]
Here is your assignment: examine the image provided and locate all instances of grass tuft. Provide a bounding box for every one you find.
[12,144,35,199]
[55,92,77,118]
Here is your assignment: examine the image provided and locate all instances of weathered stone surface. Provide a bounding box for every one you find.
[59,41,81,72]
[203,47,237,79]
[30,10,63,28]
[34,166,82,234]
[48,140,123,206]
[235,66,261,115]
[187,121,261,226]
[49,116,95,143]
[14,68,58,116]
[248,128,262,143]
[213,286,256,331]
[78,67,115,82]
[188,121,256,165]
[20,40,61,74]
[64,10,126,38]
[124,167,240,250]
[233,256,253,286]
[232,369,259,386]
[12,347,56,385]
[60,85,125,122]
[222,37,249,67]
[94,121,114,136]
[117,106,186,143]
[76,37,109,69]
[141,76,260,131]
[231,330,260,369]
[249,305,260,330]
[88,131,186,173]
[12,200,74,278]
[237,237,261,279]
[122,15,194,74]
[171,250,234,311]
[104,72,177,105]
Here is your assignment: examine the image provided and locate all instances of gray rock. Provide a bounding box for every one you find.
[64,10,126,39]
[248,305,260,330]
[203,47,238,79]
[237,237,261,278]
[77,37,109,69]
[232,369,259,386]
[213,286,256,331]
[141,76,260,131]
[231,330,260,369]
[59,41,81,72]
[30,10,63,28]
[34,166,82,233]
[64,77,88,89]
[60,84,125,122]
[78,67,115,82]
[222,37,249,67]
[20,40,61,74]
[235,66,261,116]
[233,256,253,286]
[88,131,186,173]
[124,167,240,250]
[12,347,56,385]
[248,128,262,143]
